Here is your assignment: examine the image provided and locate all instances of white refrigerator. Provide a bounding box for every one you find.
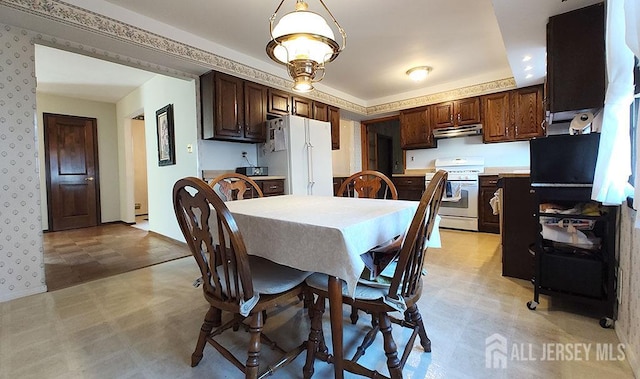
[258,115,333,196]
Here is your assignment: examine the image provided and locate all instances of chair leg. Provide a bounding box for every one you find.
[350,305,359,324]
[246,311,263,379]
[406,304,431,352]
[351,314,380,362]
[379,313,402,379]
[303,295,326,379]
[191,306,219,367]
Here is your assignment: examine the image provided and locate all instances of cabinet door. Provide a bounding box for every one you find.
[400,106,435,149]
[478,176,500,234]
[432,102,455,129]
[329,106,340,150]
[214,72,244,139]
[313,101,329,121]
[291,96,312,118]
[267,88,290,115]
[392,176,425,201]
[512,85,544,140]
[200,71,215,139]
[244,81,267,142]
[457,97,481,125]
[482,92,511,143]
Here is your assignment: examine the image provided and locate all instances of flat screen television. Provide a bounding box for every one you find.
[529,133,600,186]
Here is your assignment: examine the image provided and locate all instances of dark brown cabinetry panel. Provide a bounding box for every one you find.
[291,96,312,118]
[329,106,340,150]
[267,88,290,115]
[258,179,285,196]
[400,106,436,149]
[500,176,536,280]
[392,176,425,201]
[547,2,605,121]
[201,71,266,143]
[313,101,329,122]
[478,175,500,234]
[433,97,481,129]
[482,85,544,143]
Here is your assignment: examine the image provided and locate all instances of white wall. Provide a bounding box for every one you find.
[405,135,530,169]
[332,119,361,177]
[36,93,120,229]
[116,75,199,242]
[198,140,260,172]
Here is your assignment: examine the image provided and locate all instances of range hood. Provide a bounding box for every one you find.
[432,124,483,139]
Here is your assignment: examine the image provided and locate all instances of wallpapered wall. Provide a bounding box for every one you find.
[0,24,46,301]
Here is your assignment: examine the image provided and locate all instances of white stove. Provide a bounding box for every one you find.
[426,157,484,231]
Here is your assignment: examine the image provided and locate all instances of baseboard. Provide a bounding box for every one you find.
[147,231,187,246]
[0,284,47,303]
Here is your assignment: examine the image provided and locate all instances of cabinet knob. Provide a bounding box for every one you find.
[457,113,461,122]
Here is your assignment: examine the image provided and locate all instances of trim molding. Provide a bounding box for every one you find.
[0,284,47,303]
[2,0,515,117]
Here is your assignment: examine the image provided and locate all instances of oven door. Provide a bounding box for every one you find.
[438,180,478,218]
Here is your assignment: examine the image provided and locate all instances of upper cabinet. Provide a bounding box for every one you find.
[267,88,291,116]
[432,97,481,129]
[482,85,544,143]
[201,71,341,145]
[201,71,266,143]
[546,2,605,122]
[400,106,436,149]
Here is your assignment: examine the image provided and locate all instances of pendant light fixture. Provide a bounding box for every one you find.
[266,0,346,92]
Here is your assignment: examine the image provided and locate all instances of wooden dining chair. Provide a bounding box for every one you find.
[337,170,398,200]
[302,170,448,379]
[208,172,264,201]
[338,170,399,324]
[173,177,309,379]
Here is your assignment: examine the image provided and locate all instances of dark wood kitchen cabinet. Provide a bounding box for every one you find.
[478,175,500,234]
[482,85,544,143]
[291,95,312,118]
[267,88,291,116]
[328,105,340,150]
[400,106,436,149]
[200,71,266,142]
[392,176,425,201]
[256,178,285,196]
[546,2,605,122]
[500,175,536,281]
[432,97,481,129]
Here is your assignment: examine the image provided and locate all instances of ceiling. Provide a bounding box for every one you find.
[32,0,604,108]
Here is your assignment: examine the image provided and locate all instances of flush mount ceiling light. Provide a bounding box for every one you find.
[266,0,346,92]
[406,66,432,82]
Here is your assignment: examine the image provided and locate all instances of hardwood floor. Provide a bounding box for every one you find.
[43,222,190,291]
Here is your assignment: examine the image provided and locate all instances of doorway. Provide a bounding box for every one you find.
[131,116,150,230]
[43,113,101,231]
[361,116,404,174]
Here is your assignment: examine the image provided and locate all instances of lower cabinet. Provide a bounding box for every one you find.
[499,176,536,280]
[478,175,500,234]
[256,179,285,197]
[392,176,425,201]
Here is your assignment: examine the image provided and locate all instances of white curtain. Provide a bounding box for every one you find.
[626,0,640,228]
[591,0,636,207]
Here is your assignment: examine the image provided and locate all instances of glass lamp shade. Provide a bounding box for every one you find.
[268,10,339,65]
[406,67,431,82]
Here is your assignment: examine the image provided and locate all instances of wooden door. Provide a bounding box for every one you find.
[44,113,100,231]
[243,81,267,142]
[214,72,244,139]
[512,85,544,140]
[482,92,511,143]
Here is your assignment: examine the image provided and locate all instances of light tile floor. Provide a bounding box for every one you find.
[0,230,635,378]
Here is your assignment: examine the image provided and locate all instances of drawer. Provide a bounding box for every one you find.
[260,180,284,196]
[392,176,424,188]
[480,175,499,187]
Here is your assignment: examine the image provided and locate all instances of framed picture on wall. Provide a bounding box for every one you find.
[156,104,175,166]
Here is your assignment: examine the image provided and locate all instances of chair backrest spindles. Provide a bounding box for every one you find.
[389,170,447,299]
[337,170,398,200]
[173,177,256,311]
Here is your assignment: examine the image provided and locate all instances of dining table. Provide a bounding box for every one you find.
[218,194,420,379]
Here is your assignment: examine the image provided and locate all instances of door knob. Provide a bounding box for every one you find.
[85,177,94,181]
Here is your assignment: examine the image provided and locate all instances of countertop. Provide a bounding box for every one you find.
[202,169,284,182]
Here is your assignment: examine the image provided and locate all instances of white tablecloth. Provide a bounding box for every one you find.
[216,195,419,296]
